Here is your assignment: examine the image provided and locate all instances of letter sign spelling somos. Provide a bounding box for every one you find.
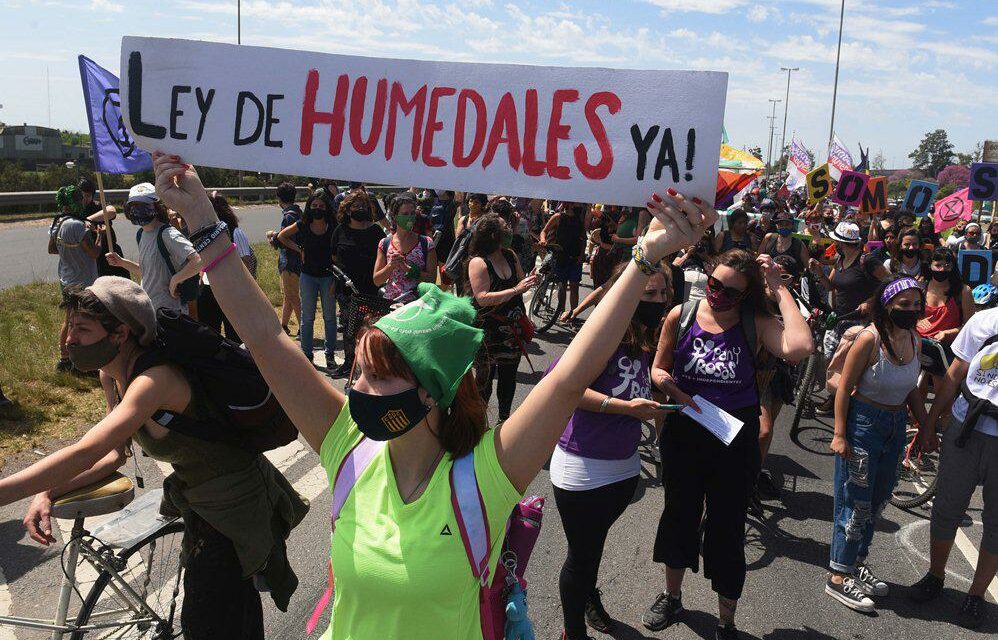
[806,163,831,204]
[860,176,887,215]
[958,250,993,288]
[969,162,998,201]
[120,37,728,207]
[903,179,938,217]
[831,169,869,207]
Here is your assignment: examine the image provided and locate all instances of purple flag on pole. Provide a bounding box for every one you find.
[78,55,152,174]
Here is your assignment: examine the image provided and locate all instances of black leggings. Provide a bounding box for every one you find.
[181,514,264,640]
[198,285,241,344]
[476,357,520,420]
[653,408,761,601]
[554,476,638,638]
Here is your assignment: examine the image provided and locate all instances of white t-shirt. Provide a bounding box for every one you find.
[549,446,640,491]
[951,307,998,437]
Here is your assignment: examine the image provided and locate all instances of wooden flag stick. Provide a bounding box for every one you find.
[95,172,114,254]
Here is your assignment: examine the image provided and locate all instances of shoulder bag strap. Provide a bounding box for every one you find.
[677,299,700,344]
[154,225,178,276]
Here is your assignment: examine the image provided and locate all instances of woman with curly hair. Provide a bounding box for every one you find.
[373,191,437,303]
[466,213,538,423]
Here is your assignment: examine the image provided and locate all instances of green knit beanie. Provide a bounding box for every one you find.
[374,283,484,408]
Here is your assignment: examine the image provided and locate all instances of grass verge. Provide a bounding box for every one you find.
[0,241,286,467]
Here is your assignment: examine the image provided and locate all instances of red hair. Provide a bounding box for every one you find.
[356,327,488,458]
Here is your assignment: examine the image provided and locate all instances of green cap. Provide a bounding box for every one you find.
[374,283,483,408]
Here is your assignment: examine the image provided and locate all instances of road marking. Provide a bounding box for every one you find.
[954,524,998,603]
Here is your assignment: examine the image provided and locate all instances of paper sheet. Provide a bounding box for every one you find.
[682,395,744,446]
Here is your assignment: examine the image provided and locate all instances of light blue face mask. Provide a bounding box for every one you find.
[777,227,793,237]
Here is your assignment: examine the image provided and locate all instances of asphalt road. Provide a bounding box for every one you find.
[0,293,993,639]
[0,205,285,290]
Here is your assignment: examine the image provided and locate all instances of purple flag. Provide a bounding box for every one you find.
[78,55,152,174]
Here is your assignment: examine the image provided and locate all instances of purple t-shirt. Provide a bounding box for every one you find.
[549,347,651,461]
[673,318,758,411]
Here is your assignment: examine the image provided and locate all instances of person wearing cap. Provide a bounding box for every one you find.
[145,150,716,640]
[49,184,101,372]
[106,183,201,314]
[808,221,891,361]
[826,277,928,613]
[0,276,309,639]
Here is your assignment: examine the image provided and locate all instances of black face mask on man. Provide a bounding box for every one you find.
[347,387,430,441]
[67,336,119,372]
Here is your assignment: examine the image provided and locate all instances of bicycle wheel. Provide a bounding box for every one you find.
[790,352,818,435]
[890,427,940,510]
[72,520,185,640]
[529,274,562,333]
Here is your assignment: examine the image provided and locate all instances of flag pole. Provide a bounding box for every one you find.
[95,171,114,253]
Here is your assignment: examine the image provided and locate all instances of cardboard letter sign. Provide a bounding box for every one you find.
[903,179,938,216]
[120,37,728,207]
[806,163,831,204]
[860,176,887,215]
[969,162,998,201]
[831,170,869,207]
[958,250,993,288]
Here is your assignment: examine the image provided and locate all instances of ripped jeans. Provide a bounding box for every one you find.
[829,399,907,574]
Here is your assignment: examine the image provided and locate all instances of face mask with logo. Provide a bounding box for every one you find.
[395,214,416,232]
[347,387,430,441]
[633,300,667,330]
[67,336,119,372]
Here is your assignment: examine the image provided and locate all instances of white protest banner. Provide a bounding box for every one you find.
[120,37,727,207]
[827,134,853,182]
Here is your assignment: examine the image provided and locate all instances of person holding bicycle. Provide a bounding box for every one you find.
[907,303,998,629]
[548,261,672,640]
[644,249,812,639]
[540,201,588,325]
[826,277,928,613]
[140,152,715,640]
[466,213,538,423]
[0,277,309,639]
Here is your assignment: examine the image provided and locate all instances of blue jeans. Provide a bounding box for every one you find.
[299,273,336,361]
[829,399,907,573]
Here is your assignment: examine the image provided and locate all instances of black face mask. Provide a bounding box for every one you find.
[634,300,667,330]
[347,387,430,441]
[901,248,919,258]
[350,209,371,222]
[930,269,950,282]
[889,309,921,330]
[67,336,119,372]
[310,208,326,221]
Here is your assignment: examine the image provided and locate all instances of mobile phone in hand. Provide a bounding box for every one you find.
[658,403,685,411]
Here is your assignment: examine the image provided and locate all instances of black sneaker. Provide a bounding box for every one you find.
[584,589,614,633]
[907,572,944,603]
[329,363,352,379]
[715,623,740,640]
[958,594,985,629]
[757,469,780,498]
[855,563,889,597]
[815,397,834,417]
[642,592,685,631]
[825,576,874,613]
[560,630,594,640]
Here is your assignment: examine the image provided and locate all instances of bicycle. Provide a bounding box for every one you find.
[0,473,184,639]
[527,243,565,334]
[329,264,401,383]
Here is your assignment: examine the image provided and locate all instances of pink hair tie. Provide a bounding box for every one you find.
[201,242,237,274]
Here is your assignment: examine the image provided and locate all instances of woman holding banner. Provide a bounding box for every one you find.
[149,150,715,640]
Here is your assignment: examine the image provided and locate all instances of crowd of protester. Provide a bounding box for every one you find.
[1,165,996,640]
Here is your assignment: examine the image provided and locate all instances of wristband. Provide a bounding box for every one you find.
[600,395,612,413]
[201,242,237,274]
[631,239,659,276]
[192,221,230,253]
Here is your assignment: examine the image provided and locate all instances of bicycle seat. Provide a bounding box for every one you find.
[51,472,135,520]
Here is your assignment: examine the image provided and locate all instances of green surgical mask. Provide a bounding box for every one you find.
[395,214,415,231]
[501,233,513,249]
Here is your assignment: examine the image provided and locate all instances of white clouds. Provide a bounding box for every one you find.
[984,16,998,27]
[644,0,749,15]
[89,0,123,11]
[747,5,770,23]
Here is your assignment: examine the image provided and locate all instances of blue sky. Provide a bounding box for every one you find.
[1,0,995,169]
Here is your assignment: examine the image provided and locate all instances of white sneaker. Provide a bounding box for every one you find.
[855,563,889,597]
[825,576,875,613]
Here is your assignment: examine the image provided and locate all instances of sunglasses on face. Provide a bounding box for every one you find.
[707,275,747,298]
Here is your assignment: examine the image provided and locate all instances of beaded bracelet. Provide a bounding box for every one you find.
[631,239,659,276]
[191,221,230,254]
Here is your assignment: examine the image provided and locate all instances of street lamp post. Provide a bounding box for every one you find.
[828,0,845,154]
[766,98,782,185]
[779,67,799,175]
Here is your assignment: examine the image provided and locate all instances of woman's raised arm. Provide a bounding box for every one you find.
[152,153,342,452]
[496,192,717,492]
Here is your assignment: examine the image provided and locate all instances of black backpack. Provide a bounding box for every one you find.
[956,333,998,447]
[128,309,298,453]
[444,215,478,282]
[137,226,201,303]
